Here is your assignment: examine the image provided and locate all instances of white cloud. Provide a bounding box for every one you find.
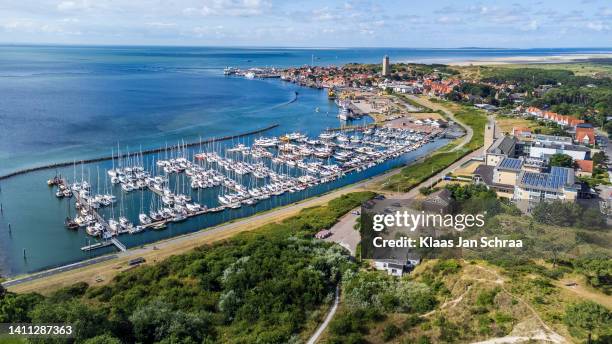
[147,22,177,28]
[188,25,225,38]
[437,16,461,24]
[183,0,271,17]
[57,0,94,12]
[521,20,539,31]
[586,21,609,31]
[1,18,81,35]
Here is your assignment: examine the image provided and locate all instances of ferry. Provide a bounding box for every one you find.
[224,67,239,75]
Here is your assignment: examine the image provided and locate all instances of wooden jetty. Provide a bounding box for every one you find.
[59,178,128,252]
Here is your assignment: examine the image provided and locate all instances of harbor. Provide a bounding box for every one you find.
[0,45,488,277]
[46,125,445,251]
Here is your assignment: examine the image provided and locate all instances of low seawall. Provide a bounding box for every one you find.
[0,124,279,181]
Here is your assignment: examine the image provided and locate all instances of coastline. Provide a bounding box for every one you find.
[3,95,475,292]
[447,53,612,66]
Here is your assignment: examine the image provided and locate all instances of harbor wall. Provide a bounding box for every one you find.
[0,124,279,181]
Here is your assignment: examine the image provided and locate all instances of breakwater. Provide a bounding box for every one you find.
[0,124,279,181]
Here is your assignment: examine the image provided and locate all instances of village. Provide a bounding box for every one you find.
[246,56,612,280]
[261,57,609,219]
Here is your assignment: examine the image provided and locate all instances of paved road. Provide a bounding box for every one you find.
[324,211,360,255]
[2,255,117,287]
[306,285,340,344]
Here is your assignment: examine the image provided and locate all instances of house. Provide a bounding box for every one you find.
[486,135,517,166]
[509,93,526,103]
[526,106,585,128]
[513,166,579,213]
[374,255,421,277]
[512,127,532,139]
[421,188,453,213]
[598,185,612,218]
[575,159,594,177]
[575,124,595,145]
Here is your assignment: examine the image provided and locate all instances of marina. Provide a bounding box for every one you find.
[46,125,444,250]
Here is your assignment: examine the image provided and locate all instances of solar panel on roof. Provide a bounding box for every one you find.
[521,167,573,190]
[499,157,522,170]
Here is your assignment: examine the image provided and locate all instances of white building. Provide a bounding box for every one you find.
[382,55,390,76]
[529,142,590,161]
[374,257,420,277]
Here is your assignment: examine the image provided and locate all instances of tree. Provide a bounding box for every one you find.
[130,300,215,343]
[0,293,44,322]
[29,300,108,342]
[549,153,575,168]
[532,201,581,227]
[577,207,606,229]
[565,301,612,343]
[0,277,5,299]
[592,151,608,168]
[605,121,612,137]
[83,334,122,344]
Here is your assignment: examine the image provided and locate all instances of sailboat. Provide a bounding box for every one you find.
[64,198,79,230]
[139,190,152,225]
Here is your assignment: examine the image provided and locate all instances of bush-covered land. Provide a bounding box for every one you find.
[0,192,375,344]
[456,66,612,126]
[327,183,611,344]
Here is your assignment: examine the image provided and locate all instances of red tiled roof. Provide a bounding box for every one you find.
[575,159,594,173]
[575,127,595,144]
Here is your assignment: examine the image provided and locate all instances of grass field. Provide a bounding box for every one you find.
[496,62,612,78]
[452,62,612,80]
[495,116,535,135]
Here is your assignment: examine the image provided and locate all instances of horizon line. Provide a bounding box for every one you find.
[1,42,612,50]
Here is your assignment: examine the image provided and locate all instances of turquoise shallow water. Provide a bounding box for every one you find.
[0,46,609,276]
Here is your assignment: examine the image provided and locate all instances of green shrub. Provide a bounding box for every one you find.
[476,287,500,307]
[382,324,401,341]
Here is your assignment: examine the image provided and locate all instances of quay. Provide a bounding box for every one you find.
[81,241,112,251]
[324,123,377,133]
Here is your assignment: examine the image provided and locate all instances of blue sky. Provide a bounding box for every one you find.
[0,0,610,47]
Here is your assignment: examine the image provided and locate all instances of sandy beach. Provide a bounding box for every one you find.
[449,53,612,66]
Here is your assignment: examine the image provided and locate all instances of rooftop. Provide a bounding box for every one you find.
[575,159,594,173]
[533,134,573,144]
[487,135,517,155]
[531,141,591,152]
[518,166,576,191]
[497,157,523,172]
